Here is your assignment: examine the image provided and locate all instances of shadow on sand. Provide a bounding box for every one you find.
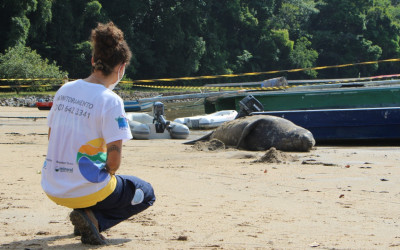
[0,233,131,249]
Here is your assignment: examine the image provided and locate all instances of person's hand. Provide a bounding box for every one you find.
[105,164,116,175]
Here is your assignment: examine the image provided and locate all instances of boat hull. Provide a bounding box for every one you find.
[36,102,53,110]
[252,107,400,141]
[205,85,400,113]
[124,101,153,112]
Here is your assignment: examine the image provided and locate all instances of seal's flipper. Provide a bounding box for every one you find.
[235,120,261,149]
[183,131,214,145]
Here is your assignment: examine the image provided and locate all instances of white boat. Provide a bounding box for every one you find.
[174,110,238,129]
[126,112,189,139]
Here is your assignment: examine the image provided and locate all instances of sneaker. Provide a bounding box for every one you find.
[70,209,106,245]
[73,226,81,236]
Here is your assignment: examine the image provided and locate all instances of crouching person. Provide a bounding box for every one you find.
[41,22,155,245]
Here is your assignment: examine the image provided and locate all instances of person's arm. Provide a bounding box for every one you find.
[105,140,122,175]
[48,127,51,140]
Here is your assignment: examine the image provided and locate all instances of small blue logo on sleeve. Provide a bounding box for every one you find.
[116,116,129,129]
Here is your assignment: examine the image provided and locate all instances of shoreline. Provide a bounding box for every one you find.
[0,90,200,108]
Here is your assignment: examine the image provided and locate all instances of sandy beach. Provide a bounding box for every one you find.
[0,106,400,249]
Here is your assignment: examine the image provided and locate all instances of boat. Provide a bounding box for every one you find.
[124,96,161,112]
[251,107,400,142]
[204,83,400,113]
[36,101,53,110]
[126,112,189,139]
[174,110,238,129]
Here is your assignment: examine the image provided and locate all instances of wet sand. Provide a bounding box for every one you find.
[0,107,400,249]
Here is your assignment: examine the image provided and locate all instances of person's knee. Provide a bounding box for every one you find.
[131,182,155,206]
[144,182,156,205]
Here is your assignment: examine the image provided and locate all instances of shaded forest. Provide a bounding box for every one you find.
[1,0,400,84]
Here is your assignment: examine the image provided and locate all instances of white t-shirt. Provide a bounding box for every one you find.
[41,79,132,208]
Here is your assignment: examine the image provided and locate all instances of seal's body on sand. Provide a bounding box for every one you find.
[190,115,315,152]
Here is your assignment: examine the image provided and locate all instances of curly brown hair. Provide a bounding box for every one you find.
[91,22,132,76]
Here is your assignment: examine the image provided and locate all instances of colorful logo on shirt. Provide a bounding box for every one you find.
[116,116,129,129]
[76,138,108,183]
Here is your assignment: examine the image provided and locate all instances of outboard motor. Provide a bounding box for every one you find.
[152,102,171,133]
[235,95,264,119]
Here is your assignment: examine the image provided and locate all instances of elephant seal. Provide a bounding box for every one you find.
[186,115,315,152]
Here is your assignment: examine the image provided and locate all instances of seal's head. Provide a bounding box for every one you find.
[283,129,315,152]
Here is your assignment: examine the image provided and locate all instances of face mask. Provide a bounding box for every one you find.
[109,65,125,90]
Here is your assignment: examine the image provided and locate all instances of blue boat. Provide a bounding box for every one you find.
[124,95,162,112]
[251,107,400,142]
[124,100,154,112]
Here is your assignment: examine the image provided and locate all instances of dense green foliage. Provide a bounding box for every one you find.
[1,0,400,83]
[0,45,66,92]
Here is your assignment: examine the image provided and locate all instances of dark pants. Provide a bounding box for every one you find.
[89,175,155,232]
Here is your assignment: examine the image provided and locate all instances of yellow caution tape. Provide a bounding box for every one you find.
[0,58,400,90]
[129,58,400,84]
[0,78,62,81]
[0,84,59,89]
[132,84,291,91]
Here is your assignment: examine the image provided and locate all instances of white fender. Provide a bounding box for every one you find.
[128,120,150,140]
[127,112,190,140]
[169,122,190,139]
[126,112,154,124]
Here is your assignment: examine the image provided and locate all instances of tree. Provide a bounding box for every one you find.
[364,0,400,74]
[101,0,208,80]
[271,0,319,41]
[289,37,318,78]
[0,0,52,51]
[0,45,67,92]
[3,0,400,83]
[40,0,107,78]
[27,0,52,43]
[310,0,381,78]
